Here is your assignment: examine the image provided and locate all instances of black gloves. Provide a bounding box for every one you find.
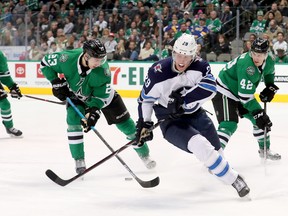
[136,118,154,145]
[51,78,70,101]
[167,90,185,119]
[253,109,272,131]
[260,84,279,102]
[9,83,22,99]
[81,107,101,133]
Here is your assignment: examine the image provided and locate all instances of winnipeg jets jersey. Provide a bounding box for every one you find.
[138,57,217,121]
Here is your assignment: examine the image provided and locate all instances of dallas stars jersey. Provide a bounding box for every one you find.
[216,52,275,112]
[0,50,14,88]
[40,48,113,109]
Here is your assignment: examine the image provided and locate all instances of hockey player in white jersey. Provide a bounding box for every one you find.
[135,33,250,198]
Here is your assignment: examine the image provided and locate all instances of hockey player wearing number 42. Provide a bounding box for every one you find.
[212,37,281,160]
[40,39,156,174]
[136,33,250,198]
[0,50,23,137]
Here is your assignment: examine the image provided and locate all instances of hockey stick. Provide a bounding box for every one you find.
[263,102,268,162]
[24,94,66,105]
[3,89,65,105]
[65,97,160,187]
[45,119,163,187]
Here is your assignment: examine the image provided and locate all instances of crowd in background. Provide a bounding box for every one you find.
[0,0,288,63]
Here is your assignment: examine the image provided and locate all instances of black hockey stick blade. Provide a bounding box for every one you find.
[134,176,160,188]
[45,169,160,188]
[46,169,77,186]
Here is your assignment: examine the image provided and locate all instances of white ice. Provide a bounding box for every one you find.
[0,96,287,216]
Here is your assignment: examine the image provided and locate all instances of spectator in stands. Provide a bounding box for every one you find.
[178,11,191,25]
[145,17,157,36]
[163,18,179,34]
[249,10,267,34]
[12,0,28,21]
[122,40,138,61]
[122,1,137,20]
[264,2,283,25]
[191,17,209,46]
[266,19,283,44]
[206,10,222,50]
[63,17,74,35]
[242,40,252,53]
[174,22,191,40]
[66,34,76,50]
[113,38,126,60]
[94,14,108,34]
[104,33,118,60]
[262,33,274,51]
[193,0,206,16]
[275,44,288,63]
[46,30,55,47]
[265,11,276,29]
[219,5,233,37]
[241,0,256,25]
[15,17,26,38]
[23,28,37,45]
[2,6,13,25]
[196,43,207,60]
[100,28,110,45]
[138,41,155,60]
[56,33,67,51]
[125,21,140,40]
[278,1,288,17]
[136,6,148,23]
[49,41,61,54]
[76,34,87,48]
[273,32,288,55]
[161,5,171,27]
[180,0,192,12]
[13,29,23,45]
[136,34,147,53]
[27,40,42,60]
[212,34,231,56]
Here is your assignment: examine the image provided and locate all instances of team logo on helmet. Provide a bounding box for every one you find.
[60,54,68,62]
[246,66,255,76]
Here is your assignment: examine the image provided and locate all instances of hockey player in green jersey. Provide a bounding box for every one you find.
[40,39,156,174]
[0,50,23,136]
[212,37,281,160]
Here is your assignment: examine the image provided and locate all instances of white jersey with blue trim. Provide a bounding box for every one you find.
[138,57,217,121]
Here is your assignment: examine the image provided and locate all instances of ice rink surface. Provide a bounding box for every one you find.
[0,96,287,216]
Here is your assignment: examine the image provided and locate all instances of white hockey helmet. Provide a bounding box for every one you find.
[173,33,197,59]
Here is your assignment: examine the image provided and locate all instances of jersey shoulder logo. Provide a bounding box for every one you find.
[60,54,68,62]
[104,68,111,77]
[246,66,255,76]
[153,63,162,73]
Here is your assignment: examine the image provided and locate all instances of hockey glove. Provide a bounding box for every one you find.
[259,84,279,102]
[167,90,185,119]
[81,107,101,133]
[253,109,272,131]
[135,118,154,146]
[237,102,249,118]
[51,78,70,101]
[9,83,22,99]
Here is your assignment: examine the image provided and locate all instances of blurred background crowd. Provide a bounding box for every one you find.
[0,0,288,63]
